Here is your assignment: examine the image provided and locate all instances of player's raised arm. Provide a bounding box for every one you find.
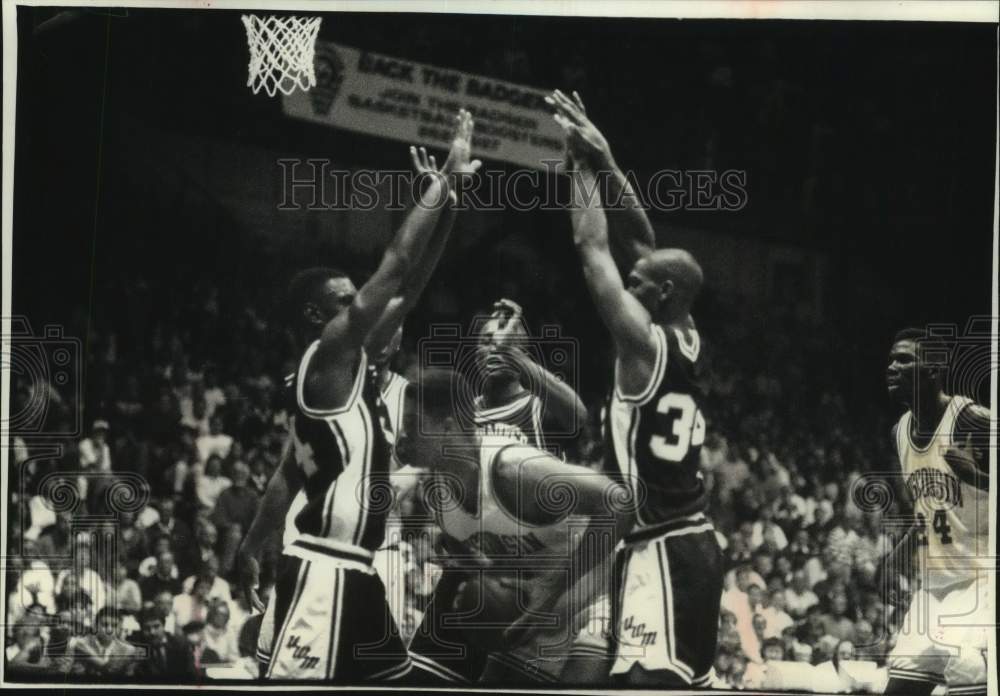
[316,110,475,364]
[547,89,655,270]
[487,300,587,434]
[566,154,659,389]
[364,140,479,356]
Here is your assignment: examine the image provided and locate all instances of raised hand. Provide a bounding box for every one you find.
[442,108,482,176]
[409,145,439,176]
[546,89,613,170]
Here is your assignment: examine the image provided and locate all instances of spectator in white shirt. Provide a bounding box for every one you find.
[204,599,240,663]
[54,541,106,612]
[78,419,111,502]
[749,506,789,551]
[196,416,233,464]
[181,554,231,603]
[79,420,112,473]
[784,569,820,619]
[171,576,213,636]
[193,455,231,512]
[760,588,795,638]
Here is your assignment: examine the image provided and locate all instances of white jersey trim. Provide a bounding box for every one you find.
[296,340,367,418]
[614,324,668,405]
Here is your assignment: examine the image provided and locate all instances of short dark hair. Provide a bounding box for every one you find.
[286,267,349,317]
[139,607,164,626]
[892,327,927,345]
[95,607,118,625]
[762,637,785,655]
[892,326,952,372]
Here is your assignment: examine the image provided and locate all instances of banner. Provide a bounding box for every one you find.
[282,42,565,169]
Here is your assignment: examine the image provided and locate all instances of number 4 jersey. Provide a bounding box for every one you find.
[894,395,990,592]
[603,322,708,528]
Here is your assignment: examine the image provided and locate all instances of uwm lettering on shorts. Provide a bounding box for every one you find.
[623,615,657,647]
[286,634,320,670]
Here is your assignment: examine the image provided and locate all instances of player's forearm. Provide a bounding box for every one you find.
[241,456,298,556]
[518,356,586,435]
[569,169,611,253]
[605,164,656,269]
[340,175,448,339]
[363,192,457,355]
[387,174,449,282]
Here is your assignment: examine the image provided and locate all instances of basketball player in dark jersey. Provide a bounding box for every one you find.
[550,89,723,687]
[252,143,462,674]
[238,111,479,682]
[472,298,587,455]
[399,368,632,685]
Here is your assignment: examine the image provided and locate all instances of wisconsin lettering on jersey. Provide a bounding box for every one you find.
[906,468,963,509]
[477,421,531,445]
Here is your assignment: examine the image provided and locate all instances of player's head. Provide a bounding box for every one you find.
[475,299,528,382]
[396,367,475,469]
[286,267,355,338]
[886,327,946,405]
[627,248,703,321]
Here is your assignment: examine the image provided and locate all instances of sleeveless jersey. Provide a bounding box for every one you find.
[603,322,708,527]
[473,392,548,451]
[281,341,393,555]
[894,396,990,591]
[282,367,407,549]
[433,435,587,563]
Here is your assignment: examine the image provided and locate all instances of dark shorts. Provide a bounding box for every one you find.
[610,517,723,685]
[407,567,504,684]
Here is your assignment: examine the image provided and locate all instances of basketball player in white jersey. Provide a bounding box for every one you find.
[399,368,631,685]
[238,111,479,681]
[405,298,597,682]
[882,328,990,696]
[550,89,723,688]
[473,298,587,454]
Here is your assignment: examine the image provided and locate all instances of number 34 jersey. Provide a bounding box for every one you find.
[602,322,708,528]
[894,395,990,592]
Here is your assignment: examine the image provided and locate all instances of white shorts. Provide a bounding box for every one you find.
[265,540,410,682]
[888,573,990,689]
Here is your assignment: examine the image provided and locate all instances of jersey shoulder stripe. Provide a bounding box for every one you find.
[614,323,668,405]
[296,340,368,419]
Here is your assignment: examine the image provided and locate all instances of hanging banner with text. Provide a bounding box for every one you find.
[282,42,565,169]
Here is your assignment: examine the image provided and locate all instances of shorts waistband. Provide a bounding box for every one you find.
[623,514,714,546]
[287,535,375,567]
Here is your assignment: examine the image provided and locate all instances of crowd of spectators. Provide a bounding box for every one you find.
[5,260,908,689]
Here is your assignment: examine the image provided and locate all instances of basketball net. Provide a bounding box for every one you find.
[242,15,322,97]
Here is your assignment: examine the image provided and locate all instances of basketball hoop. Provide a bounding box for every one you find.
[241,14,322,97]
